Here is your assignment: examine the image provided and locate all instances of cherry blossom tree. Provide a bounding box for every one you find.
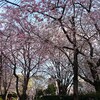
[0,27,14,99]
[18,1,99,99]
[2,61,13,100]
[2,33,44,100]
[42,48,73,95]
[0,12,46,100]
[73,0,100,93]
[0,0,100,100]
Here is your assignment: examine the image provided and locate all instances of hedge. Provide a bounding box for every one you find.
[41,93,100,100]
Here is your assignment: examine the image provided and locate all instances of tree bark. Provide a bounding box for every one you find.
[73,49,78,100]
[88,61,100,93]
[0,54,2,94]
[2,91,7,100]
[94,81,100,93]
[72,16,79,100]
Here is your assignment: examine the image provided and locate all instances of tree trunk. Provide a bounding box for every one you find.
[72,16,79,100]
[57,80,61,95]
[19,75,29,100]
[58,85,67,95]
[2,92,7,100]
[88,61,100,93]
[0,54,2,94]
[73,49,78,100]
[19,94,27,100]
[61,86,67,95]
[94,81,100,93]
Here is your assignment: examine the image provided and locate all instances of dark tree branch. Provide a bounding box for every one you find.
[75,0,92,13]
[79,74,94,86]
[4,0,20,7]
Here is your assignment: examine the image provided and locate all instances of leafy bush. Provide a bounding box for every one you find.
[79,92,100,100]
[41,95,73,100]
[41,92,100,100]
[34,89,44,100]
[12,92,17,98]
[0,94,17,100]
[44,84,56,95]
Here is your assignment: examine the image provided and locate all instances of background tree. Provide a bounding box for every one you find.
[2,61,13,100]
[42,48,73,95]
[1,27,44,100]
[0,1,100,100]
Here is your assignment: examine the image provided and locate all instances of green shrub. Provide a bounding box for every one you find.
[44,84,56,95]
[34,89,44,100]
[41,95,73,100]
[12,92,17,98]
[41,92,100,100]
[79,92,100,100]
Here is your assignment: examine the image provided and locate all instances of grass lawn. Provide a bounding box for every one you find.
[0,97,17,100]
[12,97,17,100]
[0,97,3,100]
